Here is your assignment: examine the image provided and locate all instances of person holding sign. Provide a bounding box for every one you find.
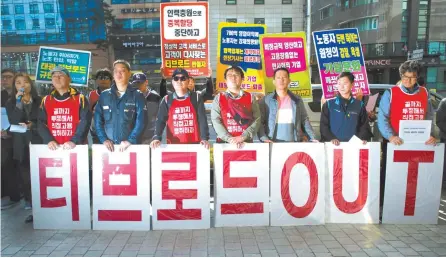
[150,68,210,149]
[88,68,113,112]
[258,68,317,143]
[95,60,147,152]
[320,72,371,145]
[38,66,91,151]
[211,66,261,148]
[5,74,42,221]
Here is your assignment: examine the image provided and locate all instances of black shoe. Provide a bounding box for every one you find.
[25,215,33,223]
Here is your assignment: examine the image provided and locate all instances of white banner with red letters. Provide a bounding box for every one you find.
[92,145,151,230]
[151,144,210,230]
[325,142,381,224]
[382,143,444,224]
[30,145,90,229]
[213,143,270,227]
[271,143,326,226]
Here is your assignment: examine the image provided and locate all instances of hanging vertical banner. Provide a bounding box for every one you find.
[151,145,210,230]
[260,32,312,100]
[382,143,444,224]
[30,145,90,230]
[325,142,381,224]
[216,22,267,94]
[92,145,151,231]
[160,2,210,77]
[213,143,270,227]
[312,28,370,100]
[270,143,325,226]
[35,46,91,86]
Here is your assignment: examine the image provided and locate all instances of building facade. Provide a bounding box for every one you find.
[310,0,446,91]
[1,0,108,80]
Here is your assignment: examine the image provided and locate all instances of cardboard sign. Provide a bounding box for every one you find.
[30,145,90,229]
[151,145,210,230]
[382,143,444,224]
[214,143,270,227]
[270,143,326,226]
[92,145,151,230]
[325,142,380,224]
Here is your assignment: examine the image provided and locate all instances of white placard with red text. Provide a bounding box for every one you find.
[325,142,381,223]
[382,143,444,224]
[30,145,90,229]
[214,143,270,227]
[92,145,151,230]
[151,144,210,230]
[271,143,326,226]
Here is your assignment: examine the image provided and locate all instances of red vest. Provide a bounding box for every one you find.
[166,97,200,144]
[88,90,100,111]
[44,95,81,144]
[390,86,428,134]
[219,92,252,138]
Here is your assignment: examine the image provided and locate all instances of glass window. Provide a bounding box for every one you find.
[15,19,25,30]
[282,0,292,3]
[226,0,236,5]
[282,18,292,32]
[147,18,160,32]
[32,18,40,29]
[45,18,55,28]
[254,18,265,24]
[1,5,9,15]
[111,0,130,3]
[226,18,237,23]
[29,3,39,14]
[1,20,12,30]
[320,6,333,20]
[254,0,264,4]
[43,3,54,13]
[15,4,24,14]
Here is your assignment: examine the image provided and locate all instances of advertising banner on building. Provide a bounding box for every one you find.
[216,23,266,94]
[160,2,210,77]
[312,28,370,100]
[35,46,91,86]
[260,32,312,100]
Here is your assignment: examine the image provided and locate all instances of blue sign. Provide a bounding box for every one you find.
[36,46,91,86]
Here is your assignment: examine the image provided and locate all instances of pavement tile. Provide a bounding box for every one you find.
[190,250,207,257]
[120,250,140,257]
[12,251,34,257]
[278,253,297,257]
[329,248,350,257]
[362,248,385,257]
[103,246,124,255]
[348,252,368,257]
[375,244,397,252]
[48,250,69,257]
[260,250,279,257]
[342,245,362,252]
[387,240,408,248]
[2,247,23,255]
[272,238,290,246]
[313,253,332,257]
[384,252,404,257]
[309,244,329,253]
[275,245,294,254]
[68,246,89,255]
[21,243,43,251]
[84,250,104,257]
[226,250,243,257]
[33,246,56,255]
[243,254,261,257]
[418,251,439,257]
[431,247,446,256]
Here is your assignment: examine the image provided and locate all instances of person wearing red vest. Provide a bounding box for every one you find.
[150,68,210,149]
[377,60,437,208]
[88,68,112,112]
[38,66,91,151]
[211,66,261,148]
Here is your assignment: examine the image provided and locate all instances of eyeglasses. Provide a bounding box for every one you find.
[1,75,13,80]
[401,75,418,81]
[97,76,111,80]
[173,76,188,82]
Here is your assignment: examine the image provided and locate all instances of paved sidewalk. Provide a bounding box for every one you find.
[2,188,446,257]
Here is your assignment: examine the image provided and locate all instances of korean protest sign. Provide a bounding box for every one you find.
[216,23,266,94]
[36,46,91,86]
[160,2,210,77]
[260,32,312,100]
[312,28,370,100]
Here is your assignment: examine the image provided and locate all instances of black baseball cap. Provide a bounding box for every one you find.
[172,68,189,78]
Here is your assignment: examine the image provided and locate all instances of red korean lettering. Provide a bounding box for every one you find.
[393,150,435,216]
[221,151,263,214]
[281,152,318,218]
[333,149,368,214]
[158,152,201,220]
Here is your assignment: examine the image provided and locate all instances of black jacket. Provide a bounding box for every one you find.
[38,87,91,144]
[6,96,43,162]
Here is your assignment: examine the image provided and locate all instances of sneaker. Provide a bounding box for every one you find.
[24,201,32,210]
[25,215,33,223]
[1,199,19,210]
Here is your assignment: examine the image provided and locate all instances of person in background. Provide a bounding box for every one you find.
[320,72,371,145]
[377,60,437,207]
[1,68,19,210]
[150,68,209,149]
[38,66,91,151]
[436,98,446,182]
[95,60,146,152]
[5,73,42,223]
[131,72,161,144]
[88,68,113,112]
[211,66,261,148]
[258,68,317,143]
